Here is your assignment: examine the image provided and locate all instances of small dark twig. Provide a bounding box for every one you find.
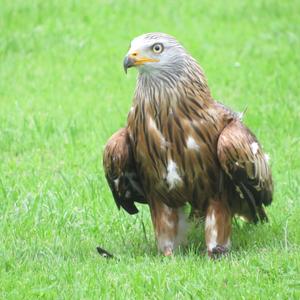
[141,218,148,243]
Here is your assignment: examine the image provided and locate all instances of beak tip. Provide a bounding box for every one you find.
[123,55,134,74]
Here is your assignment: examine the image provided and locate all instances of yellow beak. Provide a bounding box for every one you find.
[123,51,159,73]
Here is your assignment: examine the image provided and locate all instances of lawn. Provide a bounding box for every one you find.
[0,0,299,299]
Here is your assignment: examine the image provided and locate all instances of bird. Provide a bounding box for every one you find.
[103,32,273,257]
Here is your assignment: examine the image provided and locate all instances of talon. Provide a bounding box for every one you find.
[163,247,173,256]
[208,245,229,259]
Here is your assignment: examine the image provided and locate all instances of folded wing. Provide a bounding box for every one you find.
[103,128,146,214]
[217,119,273,222]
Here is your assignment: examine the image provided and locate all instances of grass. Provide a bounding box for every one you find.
[0,0,299,298]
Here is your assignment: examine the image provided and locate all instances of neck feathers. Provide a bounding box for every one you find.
[134,57,212,107]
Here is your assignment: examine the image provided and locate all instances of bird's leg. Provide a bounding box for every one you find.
[205,199,231,258]
[149,200,187,256]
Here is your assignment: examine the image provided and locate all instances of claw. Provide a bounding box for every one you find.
[208,245,229,259]
[163,246,173,256]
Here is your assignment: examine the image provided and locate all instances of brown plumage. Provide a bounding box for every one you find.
[103,33,273,257]
[103,128,146,214]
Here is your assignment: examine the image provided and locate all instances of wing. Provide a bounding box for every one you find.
[103,128,146,214]
[217,119,273,222]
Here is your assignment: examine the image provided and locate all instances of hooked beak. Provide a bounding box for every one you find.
[123,55,135,74]
[123,51,159,73]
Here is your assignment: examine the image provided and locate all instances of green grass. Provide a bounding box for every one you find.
[1,0,300,298]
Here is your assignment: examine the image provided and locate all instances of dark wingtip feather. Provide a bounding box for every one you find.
[96,247,114,259]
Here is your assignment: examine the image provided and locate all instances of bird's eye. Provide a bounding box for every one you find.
[152,43,164,54]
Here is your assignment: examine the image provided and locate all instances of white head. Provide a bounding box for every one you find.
[124,32,209,96]
[123,32,188,76]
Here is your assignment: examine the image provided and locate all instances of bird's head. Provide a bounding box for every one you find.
[123,32,187,76]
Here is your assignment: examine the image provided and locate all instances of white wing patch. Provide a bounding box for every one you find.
[114,178,119,189]
[186,136,200,150]
[148,117,157,130]
[250,142,259,155]
[149,117,167,148]
[166,160,182,189]
[264,153,270,163]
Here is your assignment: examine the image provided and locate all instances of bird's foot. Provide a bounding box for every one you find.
[163,246,173,256]
[208,245,229,259]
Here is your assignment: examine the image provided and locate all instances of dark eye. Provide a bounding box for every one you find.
[152,43,164,54]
